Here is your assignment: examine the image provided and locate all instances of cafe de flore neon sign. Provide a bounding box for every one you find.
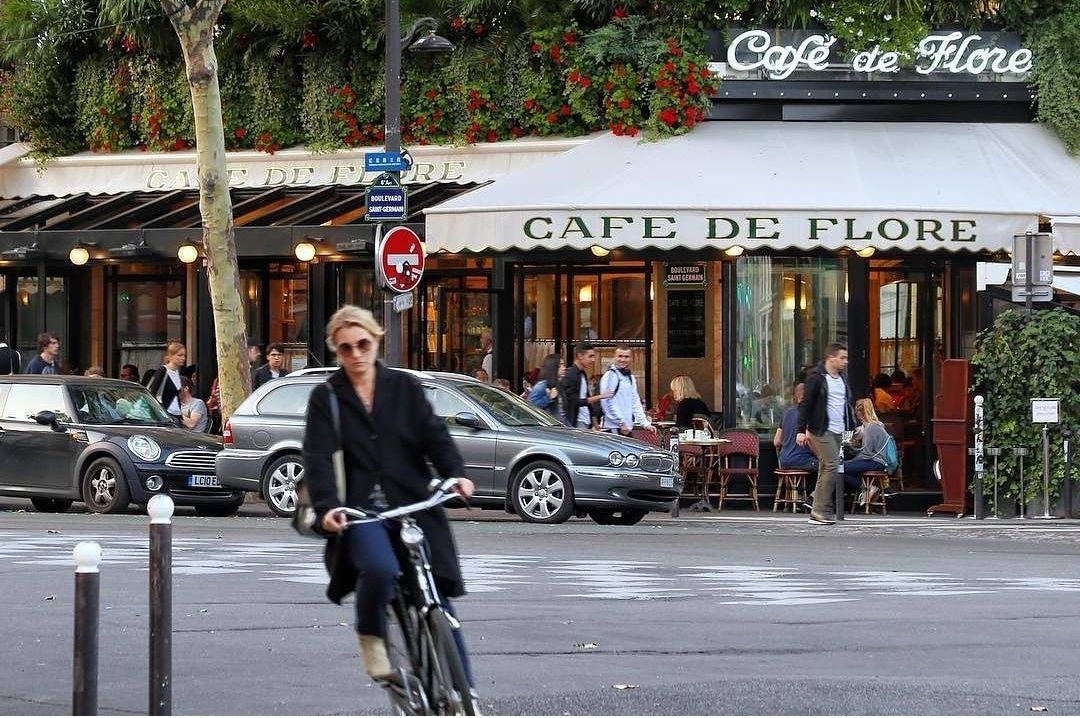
[726,29,1032,80]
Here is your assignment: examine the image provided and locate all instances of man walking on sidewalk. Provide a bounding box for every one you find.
[796,342,856,525]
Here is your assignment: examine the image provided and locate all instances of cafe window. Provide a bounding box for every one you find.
[733,256,848,435]
[15,276,69,364]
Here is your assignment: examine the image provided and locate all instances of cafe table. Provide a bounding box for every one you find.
[676,437,730,512]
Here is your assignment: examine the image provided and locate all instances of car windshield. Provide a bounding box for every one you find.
[455,382,562,427]
[67,384,175,426]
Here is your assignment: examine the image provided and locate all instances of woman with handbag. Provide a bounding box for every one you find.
[145,342,186,424]
[301,305,475,683]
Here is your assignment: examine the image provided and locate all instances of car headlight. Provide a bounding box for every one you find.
[608,451,624,467]
[127,435,162,462]
[624,454,640,468]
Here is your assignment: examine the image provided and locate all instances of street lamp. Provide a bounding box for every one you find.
[381,5,454,366]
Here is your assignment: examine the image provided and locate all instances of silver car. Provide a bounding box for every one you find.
[216,370,681,525]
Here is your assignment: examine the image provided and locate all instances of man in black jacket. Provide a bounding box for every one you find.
[796,342,856,525]
[252,343,289,390]
[560,342,611,430]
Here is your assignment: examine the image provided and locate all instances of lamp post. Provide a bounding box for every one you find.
[381,2,453,365]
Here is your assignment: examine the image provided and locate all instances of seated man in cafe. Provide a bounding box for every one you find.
[774,382,820,495]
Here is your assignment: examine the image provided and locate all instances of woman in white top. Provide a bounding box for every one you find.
[146,342,187,423]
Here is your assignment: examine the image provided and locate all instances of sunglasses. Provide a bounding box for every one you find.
[336,338,374,355]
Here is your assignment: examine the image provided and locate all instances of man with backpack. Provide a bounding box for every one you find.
[0,334,21,375]
[599,347,651,436]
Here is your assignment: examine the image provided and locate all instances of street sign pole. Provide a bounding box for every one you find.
[1025,231,1034,320]
[383,0,402,366]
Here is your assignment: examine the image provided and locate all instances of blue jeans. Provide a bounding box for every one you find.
[343,520,474,686]
[843,459,885,492]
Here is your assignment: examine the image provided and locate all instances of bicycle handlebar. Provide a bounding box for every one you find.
[334,477,464,525]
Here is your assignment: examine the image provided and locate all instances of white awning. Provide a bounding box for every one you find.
[425,122,1080,255]
[0,136,588,198]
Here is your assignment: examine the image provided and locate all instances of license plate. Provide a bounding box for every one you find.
[659,475,674,488]
[188,474,221,488]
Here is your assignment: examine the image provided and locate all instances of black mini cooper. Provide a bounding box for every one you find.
[0,376,242,515]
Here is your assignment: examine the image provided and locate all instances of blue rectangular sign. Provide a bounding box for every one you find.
[364,151,409,172]
[365,185,408,221]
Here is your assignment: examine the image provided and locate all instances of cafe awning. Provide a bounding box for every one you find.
[425,122,1080,256]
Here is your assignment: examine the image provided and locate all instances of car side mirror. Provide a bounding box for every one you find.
[34,410,61,430]
[453,412,484,430]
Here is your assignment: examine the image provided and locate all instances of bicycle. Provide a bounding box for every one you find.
[337,478,480,716]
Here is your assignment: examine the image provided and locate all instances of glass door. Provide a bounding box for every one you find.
[409,273,493,376]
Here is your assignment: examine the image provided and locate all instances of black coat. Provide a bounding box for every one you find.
[303,364,468,603]
[561,363,598,427]
[252,364,289,390]
[796,363,856,436]
[146,366,181,415]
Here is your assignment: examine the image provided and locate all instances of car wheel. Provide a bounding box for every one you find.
[511,460,575,524]
[81,457,130,514]
[30,498,74,513]
[262,454,303,518]
[194,502,243,518]
[587,508,647,526]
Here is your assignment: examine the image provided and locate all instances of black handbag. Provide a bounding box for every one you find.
[291,385,346,538]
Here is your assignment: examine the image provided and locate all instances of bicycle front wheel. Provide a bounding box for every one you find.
[426,609,478,716]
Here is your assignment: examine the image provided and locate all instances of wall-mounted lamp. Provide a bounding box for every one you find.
[724,245,745,257]
[68,244,91,266]
[578,285,593,302]
[855,246,876,258]
[293,240,317,263]
[589,245,610,257]
[177,241,201,264]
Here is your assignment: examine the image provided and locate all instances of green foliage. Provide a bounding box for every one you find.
[74,55,135,152]
[0,0,95,62]
[971,308,1080,508]
[128,56,194,151]
[6,49,84,159]
[1026,3,1080,153]
[819,0,929,58]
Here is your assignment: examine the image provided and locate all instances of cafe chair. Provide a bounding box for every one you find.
[678,443,709,505]
[629,426,661,447]
[713,429,760,510]
[691,415,716,438]
[772,453,810,513]
[849,471,889,515]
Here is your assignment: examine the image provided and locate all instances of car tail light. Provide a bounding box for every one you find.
[223,420,233,446]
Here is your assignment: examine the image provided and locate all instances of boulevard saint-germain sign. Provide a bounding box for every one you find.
[722,29,1032,80]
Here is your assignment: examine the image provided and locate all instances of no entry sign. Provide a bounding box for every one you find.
[376,226,425,293]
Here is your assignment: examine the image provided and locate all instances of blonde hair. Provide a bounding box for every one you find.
[855,398,882,425]
[163,342,186,362]
[84,366,105,377]
[324,305,385,350]
[670,375,701,402]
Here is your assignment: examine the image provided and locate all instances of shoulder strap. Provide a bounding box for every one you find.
[606,367,622,397]
[327,384,341,439]
[325,384,346,501]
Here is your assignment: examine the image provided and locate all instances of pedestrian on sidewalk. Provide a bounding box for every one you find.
[25,333,60,374]
[796,342,856,525]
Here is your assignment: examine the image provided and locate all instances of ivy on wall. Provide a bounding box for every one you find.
[970,308,1080,508]
[0,0,1077,158]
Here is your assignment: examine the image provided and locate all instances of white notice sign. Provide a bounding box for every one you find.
[393,292,414,313]
[1031,398,1060,424]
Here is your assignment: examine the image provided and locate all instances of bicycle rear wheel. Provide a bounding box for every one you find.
[425,609,479,716]
[384,597,429,715]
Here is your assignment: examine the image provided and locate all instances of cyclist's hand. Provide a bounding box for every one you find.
[321,509,348,534]
[451,478,475,499]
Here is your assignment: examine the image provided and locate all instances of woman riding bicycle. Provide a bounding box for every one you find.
[303,305,476,684]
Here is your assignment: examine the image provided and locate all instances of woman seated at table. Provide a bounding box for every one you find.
[670,375,711,429]
[843,398,892,503]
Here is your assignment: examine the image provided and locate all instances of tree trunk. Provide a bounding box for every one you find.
[162,0,250,421]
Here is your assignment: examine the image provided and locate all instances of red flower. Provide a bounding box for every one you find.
[450,16,464,30]
[473,23,485,36]
[568,70,580,83]
[529,42,541,54]
[562,32,576,46]
[120,35,137,53]
[625,125,638,137]
[617,98,631,110]
[171,139,188,151]
[664,61,676,73]
[559,104,571,116]
[486,129,497,142]
[510,126,525,137]
[524,98,536,111]
[545,112,558,124]
[687,77,700,95]
[234,127,247,139]
[659,108,679,127]
[610,122,624,135]
[549,45,562,64]
[613,7,627,18]
[300,30,318,48]
[425,89,438,101]
[603,81,615,92]
[579,75,591,88]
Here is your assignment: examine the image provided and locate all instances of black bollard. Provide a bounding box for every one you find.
[834,467,845,522]
[148,494,174,715]
[1064,428,1074,520]
[72,542,101,716]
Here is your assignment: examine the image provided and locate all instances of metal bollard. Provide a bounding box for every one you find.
[1063,429,1074,520]
[148,495,174,715]
[72,541,101,716]
[971,396,985,520]
[1014,447,1029,519]
[986,448,1003,519]
[834,464,845,522]
[1037,425,1055,519]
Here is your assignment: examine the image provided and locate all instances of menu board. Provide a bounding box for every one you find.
[667,291,706,358]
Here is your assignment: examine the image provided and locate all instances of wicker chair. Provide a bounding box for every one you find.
[713,429,760,510]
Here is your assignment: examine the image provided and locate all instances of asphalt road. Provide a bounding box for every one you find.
[3,499,1080,715]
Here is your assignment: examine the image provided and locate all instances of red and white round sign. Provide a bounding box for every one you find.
[376,226,425,293]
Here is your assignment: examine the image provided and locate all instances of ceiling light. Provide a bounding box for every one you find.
[724,245,745,257]
[855,246,876,258]
[177,241,200,264]
[294,241,317,263]
[69,245,90,266]
[590,245,610,257]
